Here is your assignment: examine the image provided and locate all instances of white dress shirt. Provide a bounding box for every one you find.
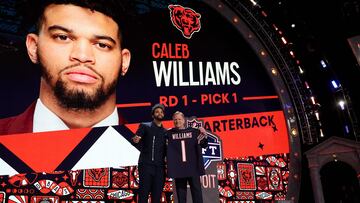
[33,98,119,132]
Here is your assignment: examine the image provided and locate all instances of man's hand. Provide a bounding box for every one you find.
[132,135,142,143]
[199,127,206,134]
[197,127,208,144]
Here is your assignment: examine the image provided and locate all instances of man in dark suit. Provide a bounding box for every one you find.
[132,104,167,203]
[0,0,131,135]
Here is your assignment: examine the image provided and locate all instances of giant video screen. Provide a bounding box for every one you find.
[0,1,292,202]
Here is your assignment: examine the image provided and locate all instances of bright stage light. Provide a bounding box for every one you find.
[320,60,327,68]
[331,80,339,89]
[338,100,345,110]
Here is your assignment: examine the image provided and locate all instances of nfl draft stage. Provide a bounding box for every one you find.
[0,0,315,202]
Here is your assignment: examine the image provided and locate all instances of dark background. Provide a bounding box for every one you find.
[260,0,360,141]
[258,0,360,202]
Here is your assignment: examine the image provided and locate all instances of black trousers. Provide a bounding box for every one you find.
[138,163,165,203]
[175,176,203,203]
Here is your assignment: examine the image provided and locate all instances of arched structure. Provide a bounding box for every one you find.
[305,136,360,203]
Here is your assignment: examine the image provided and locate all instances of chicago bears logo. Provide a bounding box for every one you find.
[168,5,201,39]
[241,170,252,183]
[88,168,107,182]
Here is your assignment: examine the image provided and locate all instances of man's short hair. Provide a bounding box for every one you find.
[28,0,133,48]
[151,103,165,115]
[172,111,185,119]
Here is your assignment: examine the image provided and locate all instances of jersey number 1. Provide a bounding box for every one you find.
[181,140,187,162]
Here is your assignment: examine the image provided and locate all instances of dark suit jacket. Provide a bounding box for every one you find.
[0,102,126,136]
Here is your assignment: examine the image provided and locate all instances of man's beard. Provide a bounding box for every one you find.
[40,61,118,111]
[153,114,164,121]
[54,78,117,111]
